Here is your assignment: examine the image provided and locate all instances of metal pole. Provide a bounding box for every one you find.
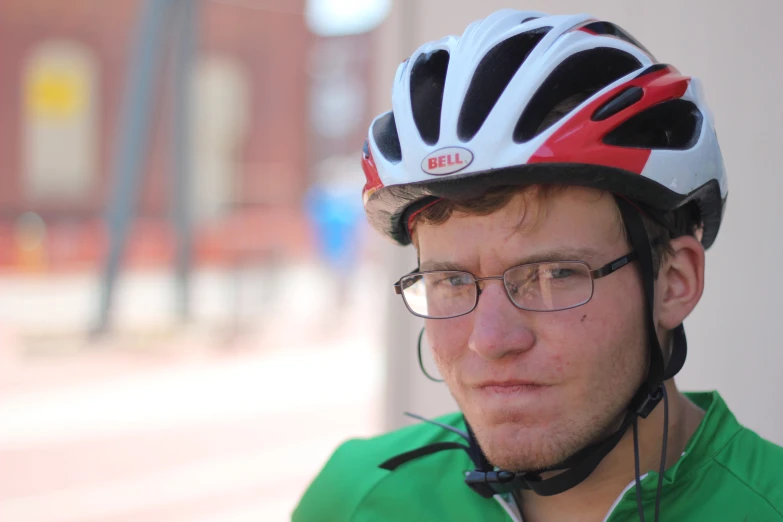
[170,0,197,322]
[94,0,174,336]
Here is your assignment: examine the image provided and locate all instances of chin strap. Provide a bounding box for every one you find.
[380,197,688,518]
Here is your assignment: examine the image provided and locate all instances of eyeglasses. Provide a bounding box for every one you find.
[394,252,637,319]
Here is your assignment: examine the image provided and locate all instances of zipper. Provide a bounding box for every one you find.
[494,494,524,522]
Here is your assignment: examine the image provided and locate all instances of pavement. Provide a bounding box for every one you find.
[0,265,386,522]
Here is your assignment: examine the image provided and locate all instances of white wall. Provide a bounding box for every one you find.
[375,0,783,444]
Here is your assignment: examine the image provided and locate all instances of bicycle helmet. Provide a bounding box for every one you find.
[362,10,726,247]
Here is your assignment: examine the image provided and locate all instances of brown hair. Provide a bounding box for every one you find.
[410,184,701,277]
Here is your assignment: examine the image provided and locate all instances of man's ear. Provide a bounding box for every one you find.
[656,235,705,330]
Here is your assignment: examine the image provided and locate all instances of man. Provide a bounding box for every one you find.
[294,10,783,522]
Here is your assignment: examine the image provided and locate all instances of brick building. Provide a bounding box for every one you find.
[0,0,373,272]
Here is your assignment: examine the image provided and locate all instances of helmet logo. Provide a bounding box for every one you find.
[421,147,474,176]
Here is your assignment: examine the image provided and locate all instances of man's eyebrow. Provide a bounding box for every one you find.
[419,260,466,271]
[419,247,602,272]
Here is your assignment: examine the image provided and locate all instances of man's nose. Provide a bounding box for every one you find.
[467,281,535,360]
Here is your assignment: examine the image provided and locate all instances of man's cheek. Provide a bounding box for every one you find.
[427,320,470,365]
[535,313,604,380]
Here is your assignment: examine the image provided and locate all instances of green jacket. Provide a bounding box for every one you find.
[294,392,783,521]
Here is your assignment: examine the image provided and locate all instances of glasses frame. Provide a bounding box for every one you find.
[393,251,638,319]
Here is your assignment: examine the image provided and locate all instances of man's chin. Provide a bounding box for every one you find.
[472,422,581,472]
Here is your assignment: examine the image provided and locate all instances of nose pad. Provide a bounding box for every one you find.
[474,276,503,298]
[475,277,513,309]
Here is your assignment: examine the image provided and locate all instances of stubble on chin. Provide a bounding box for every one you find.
[471,421,584,472]
[464,402,625,472]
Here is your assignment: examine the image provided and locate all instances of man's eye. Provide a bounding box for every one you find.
[548,268,575,279]
[431,273,471,288]
[446,274,471,286]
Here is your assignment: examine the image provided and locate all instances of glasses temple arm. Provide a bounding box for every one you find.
[590,251,638,279]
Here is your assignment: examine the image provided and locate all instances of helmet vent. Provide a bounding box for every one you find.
[603,99,703,150]
[513,48,641,143]
[372,111,403,163]
[583,21,653,57]
[635,63,669,79]
[592,86,644,121]
[457,27,551,142]
[410,50,450,145]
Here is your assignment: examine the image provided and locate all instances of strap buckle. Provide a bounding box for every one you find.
[464,470,523,498]
[635,385,664,419]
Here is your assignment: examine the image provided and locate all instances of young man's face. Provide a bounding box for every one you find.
[415,187,648,472]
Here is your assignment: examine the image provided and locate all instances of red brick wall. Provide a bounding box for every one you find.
[0,0,316,271]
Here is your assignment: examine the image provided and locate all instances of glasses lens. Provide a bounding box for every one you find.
[504,262,592,311]
[400,271,477,318]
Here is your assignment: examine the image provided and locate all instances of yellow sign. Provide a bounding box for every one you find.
[26,67,85,119]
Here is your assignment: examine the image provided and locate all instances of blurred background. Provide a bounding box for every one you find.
[0,1,781,521]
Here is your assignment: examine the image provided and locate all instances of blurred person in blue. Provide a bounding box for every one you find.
[305,160,366,308]
[295,10,783,522]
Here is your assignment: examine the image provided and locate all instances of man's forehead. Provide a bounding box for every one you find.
[415,189,626,267]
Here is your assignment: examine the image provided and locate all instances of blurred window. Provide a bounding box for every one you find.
[23,40,98,202]
[191,55,249,222]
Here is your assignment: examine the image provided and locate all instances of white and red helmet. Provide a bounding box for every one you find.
[362,10,727,247]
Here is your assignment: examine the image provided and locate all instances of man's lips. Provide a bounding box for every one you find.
[474,380,550,395]
[476,379,544,388]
